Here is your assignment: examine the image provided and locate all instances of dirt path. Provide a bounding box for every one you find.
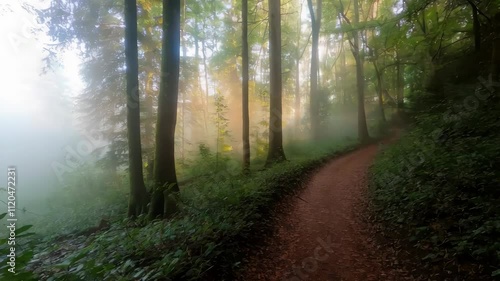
[239,138,414,281]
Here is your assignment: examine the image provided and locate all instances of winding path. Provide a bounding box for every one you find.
[239,137,414,281]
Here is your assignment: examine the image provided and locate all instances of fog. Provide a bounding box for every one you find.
[0,0,389,227]
[0,2,83,208]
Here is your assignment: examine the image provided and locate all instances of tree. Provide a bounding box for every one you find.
[124,0,149,217]
[150,0,181,219]
[242,0,250,172]
[266,0,287,165]
[307,0,322,140]
[339,0,369,143]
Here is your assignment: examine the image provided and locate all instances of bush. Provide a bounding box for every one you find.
[371,83,500,277]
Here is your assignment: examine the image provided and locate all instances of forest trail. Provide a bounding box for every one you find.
[239,132,414,281]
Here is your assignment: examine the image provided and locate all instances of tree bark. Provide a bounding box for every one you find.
[307,0,322,140]
[266,0,287,165]
[180,0,187,163]
[373,61,386,123]
[396,53,404,110]
[352,0,369,143]
[124,0,149,217]
[295,2,302,133]
[295,57,301,131]
[471,2,480,52]
[202,38,210,120]
[242,0,250,172]
[150,0,180,219]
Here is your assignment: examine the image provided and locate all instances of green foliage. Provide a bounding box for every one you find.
[213,94,232,155]
[24,167,128,236]
[0,214,36,280]
[371,83,500,276]
[31,140,358,280]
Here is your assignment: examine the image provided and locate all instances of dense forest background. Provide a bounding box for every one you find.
[0,0,499,279]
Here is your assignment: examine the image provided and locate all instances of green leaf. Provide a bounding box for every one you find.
[0,213,7,220]
[54,259,72,269]
[16,225,33,234]
[17,232,35,239]
[492,269,500,277]
[71,264,84,273]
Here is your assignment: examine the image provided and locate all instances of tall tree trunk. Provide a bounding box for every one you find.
[341,46,347,104]
[266,0,287,165]
[180,0,187,163]
[373,61,386,123]
[202,37,210,118]
[194,20,208,135]
[295,57,301,131]
[242,0,250,172]
[422,7,426,34]
[295,1,302,133]
[150,0,180,219]
[124,0,148,217]
[307,0,322,140]
[471,2,480,52]
[396,52,404,110]
[352,0,369,143]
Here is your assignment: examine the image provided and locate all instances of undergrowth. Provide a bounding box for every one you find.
[371,82,500,278]
[4,139,358,280]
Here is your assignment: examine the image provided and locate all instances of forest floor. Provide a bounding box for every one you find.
[237,130,421,281]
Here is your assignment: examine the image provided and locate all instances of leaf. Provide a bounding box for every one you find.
[492,269,500,277]
[133,268,145,278]
[70,264,84,273]
[16,225,33,234]
[17,232,35,239]
[0,213,6,220]
[54,259,72,269]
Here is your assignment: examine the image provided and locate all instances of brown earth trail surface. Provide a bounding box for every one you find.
[239,139,416,281]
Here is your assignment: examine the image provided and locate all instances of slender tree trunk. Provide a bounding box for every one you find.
[422,7,426,34]
[242,0,250,172]
[194,20,208,135]
[150,0,180,219]
[396,53,404,110]
[124,0,148,217]
[266,0,287,165]
[373,61,386,123]
[341,46,347,104]
[202,38,210,117]
[352,0,369,143]
[180,0,187,163]
[471,3,480,52]
[307,0,322,140]
[295,1,302,132]
[395,18,404,111]
[295,57,301,130]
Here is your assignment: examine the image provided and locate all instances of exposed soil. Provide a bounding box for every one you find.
[238,133,418,281]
